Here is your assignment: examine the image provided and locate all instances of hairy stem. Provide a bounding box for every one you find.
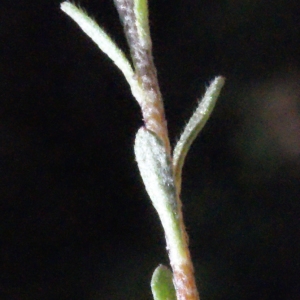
[114,0,171,154]
[61,2,225,300]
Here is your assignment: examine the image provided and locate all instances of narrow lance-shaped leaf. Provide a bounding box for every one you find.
[134,127,186,264]
[60,2,145,107]
[134,0,151,49]
[173,76,225,193]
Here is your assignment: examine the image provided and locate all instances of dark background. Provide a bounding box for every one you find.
[1,0,300,299]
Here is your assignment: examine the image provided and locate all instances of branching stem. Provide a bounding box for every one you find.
[60,2,225,300]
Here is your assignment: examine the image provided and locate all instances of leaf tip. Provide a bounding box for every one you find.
[151,264,176,300]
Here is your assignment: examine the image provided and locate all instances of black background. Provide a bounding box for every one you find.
[1,0,300,299]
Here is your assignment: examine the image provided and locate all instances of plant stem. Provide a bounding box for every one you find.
[61,2,225,300]
[114,0,171,154]
[172,197,199,300]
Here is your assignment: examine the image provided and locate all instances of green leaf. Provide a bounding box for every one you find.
[134,127,187,265]
[134,0,151,48]
[134,127,177,212]
[60,2,146,107]
[173,76,225,193]
[151,265,176,300]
